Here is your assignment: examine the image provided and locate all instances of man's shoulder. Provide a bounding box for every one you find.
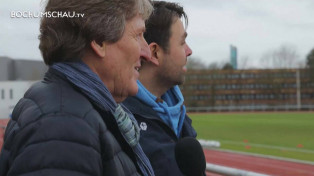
[123,96,159,118]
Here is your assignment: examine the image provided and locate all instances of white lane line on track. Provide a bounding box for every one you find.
[204,148,314,166]
[206,153,314,173]
[204,149,314,175]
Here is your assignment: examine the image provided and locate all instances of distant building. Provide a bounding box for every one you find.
[0,81,35,119]
[230,45,237,70]
[0,56,47,119]
[0,56,47,81]
[181,69,314,111]
[0,57,14,81]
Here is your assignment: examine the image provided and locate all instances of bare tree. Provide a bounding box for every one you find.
[207,62,220,70]
[297,60,306,68]
[260,44,300,69]
[222,63,233,70]
[306,48,314,82]
[186,57,208,69]
[306,48,314,69]
[238,56,250,69]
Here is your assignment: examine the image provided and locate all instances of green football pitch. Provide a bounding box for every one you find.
[189,112,314,162]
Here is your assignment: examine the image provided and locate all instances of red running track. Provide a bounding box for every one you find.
[0,119,9,150]
[204,149,314,176]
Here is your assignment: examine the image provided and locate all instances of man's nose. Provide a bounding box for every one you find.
[186,44,192,57]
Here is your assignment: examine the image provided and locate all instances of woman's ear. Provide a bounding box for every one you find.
[90,40,106,58]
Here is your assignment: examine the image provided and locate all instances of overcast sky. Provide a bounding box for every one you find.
[1,0,314,68]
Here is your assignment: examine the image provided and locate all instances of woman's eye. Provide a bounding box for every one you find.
[137,33,143,39]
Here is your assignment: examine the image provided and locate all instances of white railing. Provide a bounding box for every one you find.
[206,163,269,176]
[200,139,270,176]
[187,104,314,112]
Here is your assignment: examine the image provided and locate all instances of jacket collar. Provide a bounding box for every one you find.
[123,96,160,120]
[123,96,197,138]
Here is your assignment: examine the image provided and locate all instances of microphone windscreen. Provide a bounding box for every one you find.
[175,137,206,176]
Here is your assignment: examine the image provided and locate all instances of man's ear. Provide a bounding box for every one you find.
[148,42,161,66]
[90,40,106,58]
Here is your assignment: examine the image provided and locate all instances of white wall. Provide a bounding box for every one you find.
[0,81,36,119]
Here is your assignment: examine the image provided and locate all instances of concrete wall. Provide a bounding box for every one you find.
[14,59,47,80]
[0,81,36,119]
[0,56,47,81]
[0,57,47,118]
[0,57,14,81]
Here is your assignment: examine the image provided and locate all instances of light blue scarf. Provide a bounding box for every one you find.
[51,61,154,176]
[136,81,186,137]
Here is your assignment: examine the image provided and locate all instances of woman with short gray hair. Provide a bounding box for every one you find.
[0,0,155,175]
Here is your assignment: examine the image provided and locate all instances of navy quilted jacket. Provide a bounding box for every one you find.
[123,97,197,176]
[0,69,142,176]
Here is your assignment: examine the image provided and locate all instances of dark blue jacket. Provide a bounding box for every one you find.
[0,69,142,176]
[123,97,197,176]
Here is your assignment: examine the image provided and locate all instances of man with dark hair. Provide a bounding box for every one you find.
[123,1,197,175]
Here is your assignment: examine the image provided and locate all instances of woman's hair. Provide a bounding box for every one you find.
[39,0,153,65]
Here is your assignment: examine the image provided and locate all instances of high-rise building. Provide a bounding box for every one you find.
[230,45,237,70]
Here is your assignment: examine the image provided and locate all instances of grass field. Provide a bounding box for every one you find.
[189,112,314,162]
